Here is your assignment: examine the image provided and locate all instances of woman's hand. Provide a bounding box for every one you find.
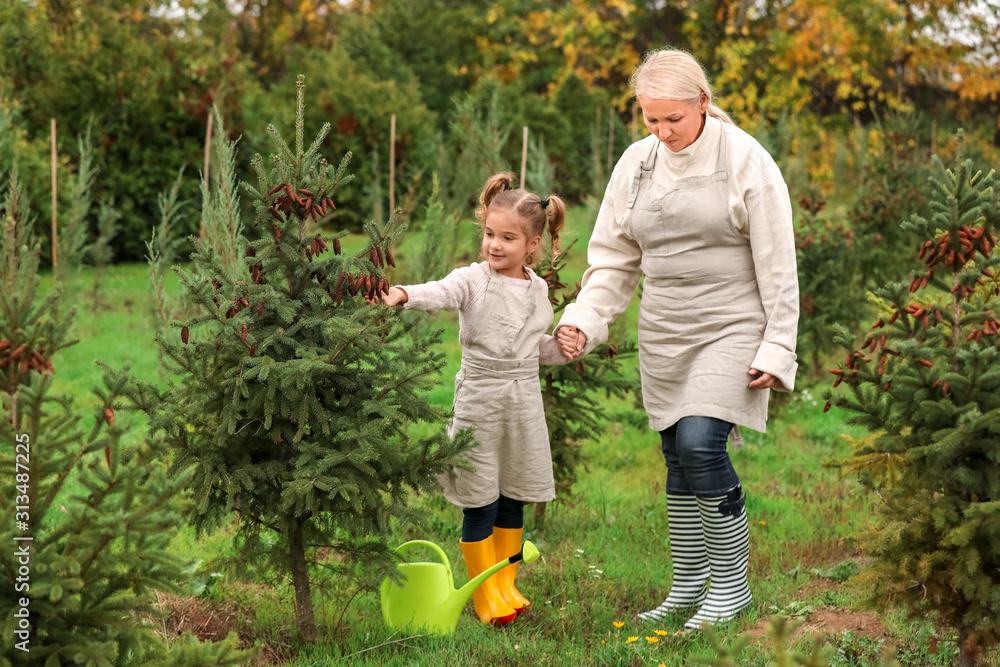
[556,326,587,360]
[748,368,782,390]
[367,286,408,306]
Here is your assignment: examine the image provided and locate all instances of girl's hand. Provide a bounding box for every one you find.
[557,326,586,360]
[373,286,408,307]
[748,368,782,390]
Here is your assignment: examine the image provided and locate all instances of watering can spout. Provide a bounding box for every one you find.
[455,539,540,605]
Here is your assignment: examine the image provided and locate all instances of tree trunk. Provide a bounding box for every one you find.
[958,626,981,667]
[289,516,317,642]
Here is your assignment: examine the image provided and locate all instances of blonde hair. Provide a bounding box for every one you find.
[629,48,734,125]
[475,172,566,267]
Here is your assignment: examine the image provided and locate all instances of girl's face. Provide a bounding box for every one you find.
[639,94,707,152]
[482,209,541,279]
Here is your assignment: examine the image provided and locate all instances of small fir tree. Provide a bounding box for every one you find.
[793,193,863,376]
[88,196,118,311]
[849,111,931,290]
[826,138,1000,666]
[534,242,640,525]
[0,164,246,667]
[56,120,98,284]
[147,167,191,375]
[112,77,476,641]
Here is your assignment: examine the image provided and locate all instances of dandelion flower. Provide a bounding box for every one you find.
[646,636,659,643]
[613,621,624,628]
[626,636,639,643]
[758,521,767,525]
[655,629,668,635]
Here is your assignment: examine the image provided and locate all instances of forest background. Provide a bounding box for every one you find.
[1,0,999,266]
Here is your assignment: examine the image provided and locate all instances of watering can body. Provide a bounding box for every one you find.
[380,541,464,636]
[380,539,539,636]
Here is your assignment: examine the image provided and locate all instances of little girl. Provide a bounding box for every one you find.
[378,173,570,626]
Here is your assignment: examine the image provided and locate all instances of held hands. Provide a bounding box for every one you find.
[366,286,408,306]
[557,325,587,361]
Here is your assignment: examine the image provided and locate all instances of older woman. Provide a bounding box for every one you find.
[557,48,798,630]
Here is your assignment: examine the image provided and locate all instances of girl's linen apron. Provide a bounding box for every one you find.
[622,128,768,440]
[440,266,557,507]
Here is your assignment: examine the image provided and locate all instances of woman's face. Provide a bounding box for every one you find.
[639,94,707,152]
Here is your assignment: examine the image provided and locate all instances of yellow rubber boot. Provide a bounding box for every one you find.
[461,536,518,626]
[493,527,531,614]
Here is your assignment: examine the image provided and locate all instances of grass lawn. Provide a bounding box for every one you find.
[29,220,992,666]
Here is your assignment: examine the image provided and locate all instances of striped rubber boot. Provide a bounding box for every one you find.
[683,485,752,631]
[637,493,710,621]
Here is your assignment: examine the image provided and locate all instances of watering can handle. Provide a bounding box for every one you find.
[394,541,455,587]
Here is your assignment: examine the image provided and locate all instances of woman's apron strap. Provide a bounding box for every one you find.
[626,139,660,210]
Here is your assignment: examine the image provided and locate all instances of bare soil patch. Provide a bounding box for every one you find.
[151,591,291,665]
[793,576,839,601]
[745,605,889,643]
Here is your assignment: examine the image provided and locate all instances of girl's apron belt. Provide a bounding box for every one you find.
[460,356,540,381]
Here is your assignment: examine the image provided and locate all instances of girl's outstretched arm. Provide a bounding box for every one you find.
[396,264,485,314]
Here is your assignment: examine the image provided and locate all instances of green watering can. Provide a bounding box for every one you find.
[380,539,541,636]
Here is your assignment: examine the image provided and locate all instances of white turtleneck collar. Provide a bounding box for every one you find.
[658,113,722,175]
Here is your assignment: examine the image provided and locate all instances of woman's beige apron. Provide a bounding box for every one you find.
[440,267,556,508]
[623,128,768,438]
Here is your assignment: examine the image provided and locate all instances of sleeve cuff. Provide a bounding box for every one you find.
[751,341,798,392]
[556,304,610,358]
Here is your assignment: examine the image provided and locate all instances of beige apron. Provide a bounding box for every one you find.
[623,128,768,440]
[440,266,557,507]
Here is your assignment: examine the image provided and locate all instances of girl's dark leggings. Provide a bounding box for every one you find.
[462,494,524,542]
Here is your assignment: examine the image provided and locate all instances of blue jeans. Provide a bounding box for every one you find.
[660,416,740,496]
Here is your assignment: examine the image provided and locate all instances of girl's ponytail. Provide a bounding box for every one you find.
[543,194,567,260]
[476,172,516,222]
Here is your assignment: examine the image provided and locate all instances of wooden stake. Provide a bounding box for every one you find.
[930,119,937,157]
[201,112,213,241]
[607,105,615,177]
[520,126,528,189]
[389,114,396,214]
[594,105,602,184]
[50,118,57,268]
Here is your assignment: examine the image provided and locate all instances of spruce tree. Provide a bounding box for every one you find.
[0,165,246,666]
[111,76,476,641]
[826,138,1000,666]
[56,121,97,284]
[534,243,640,525]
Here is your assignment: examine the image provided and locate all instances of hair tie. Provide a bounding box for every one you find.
[539,198,550,209]
[503,183,512,191]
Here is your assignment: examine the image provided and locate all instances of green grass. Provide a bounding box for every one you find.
[27,231,998,666]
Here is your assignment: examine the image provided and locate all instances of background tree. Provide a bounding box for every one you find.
[826,139,1000,667]
[112,77,476,641]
